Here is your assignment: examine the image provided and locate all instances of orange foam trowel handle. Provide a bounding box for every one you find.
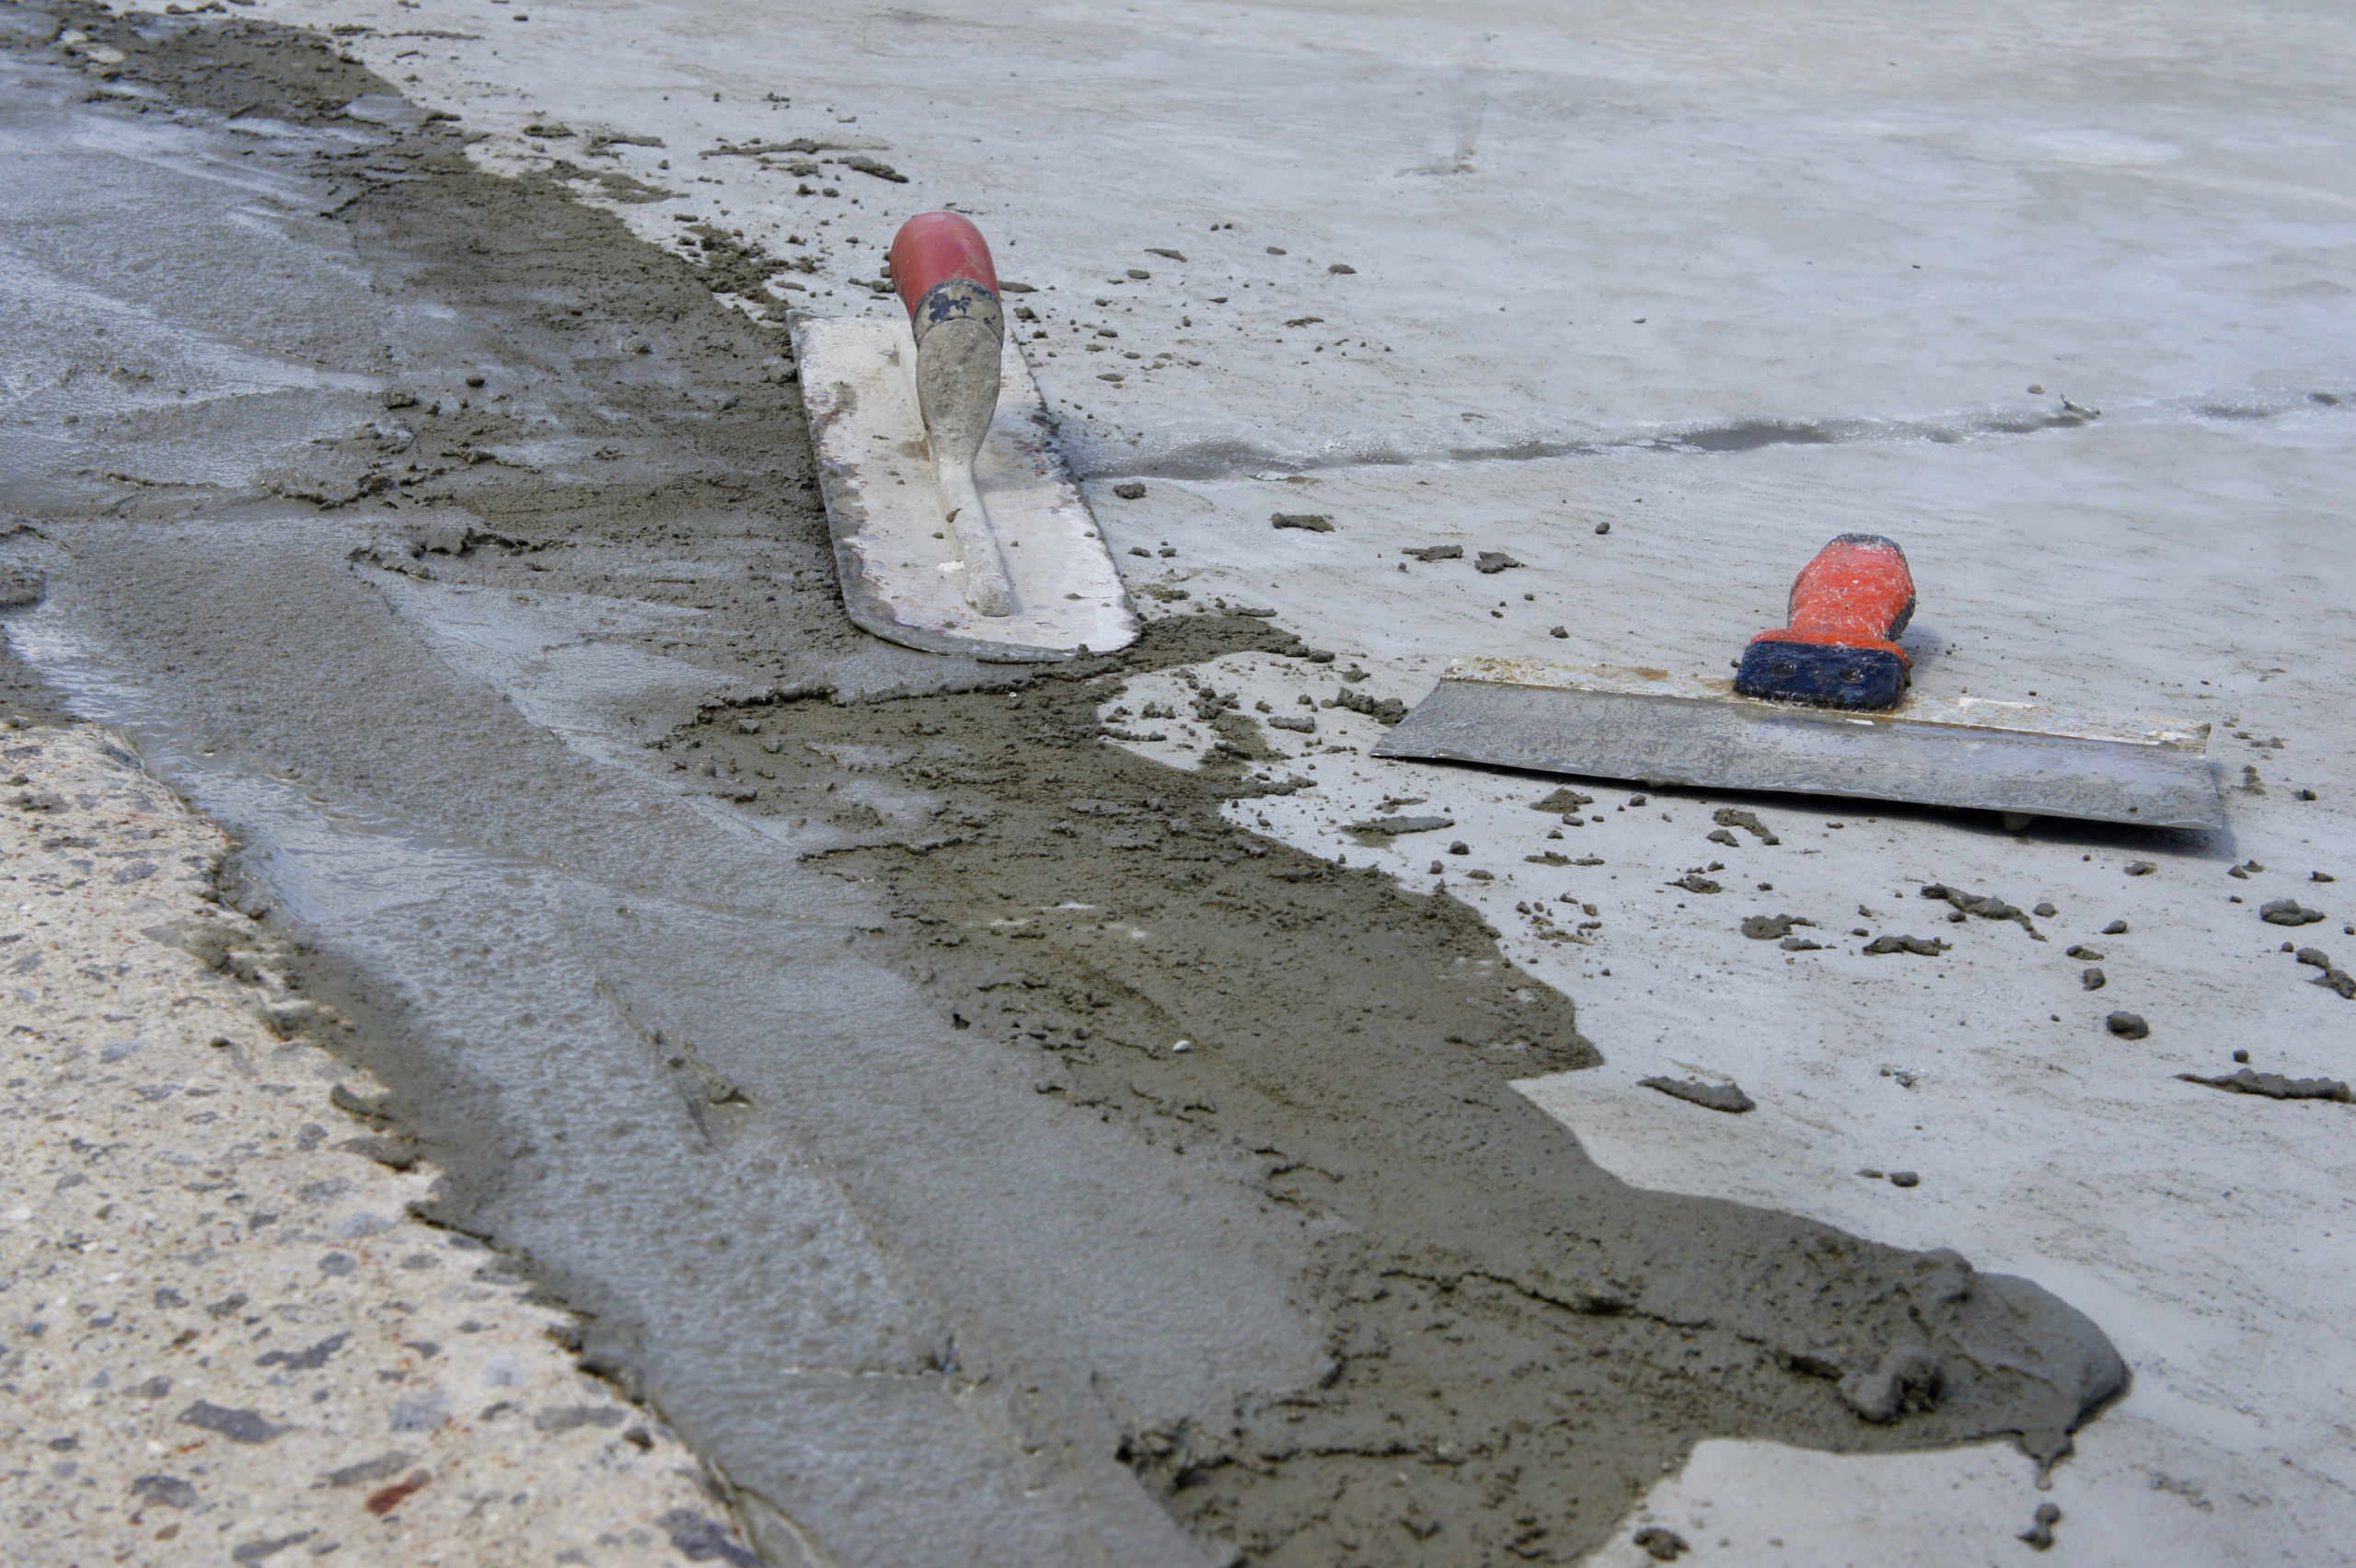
[1748,533,1916,663]
[888,212,1000,320]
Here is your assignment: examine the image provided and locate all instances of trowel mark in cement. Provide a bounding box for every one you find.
[9,14,2124,1566]
[687,617,2127,1563]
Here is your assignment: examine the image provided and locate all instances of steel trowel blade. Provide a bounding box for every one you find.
[789,313,1137,663]
[1370,659,2223,830]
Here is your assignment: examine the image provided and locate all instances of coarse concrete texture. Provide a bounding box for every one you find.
[1,719,755,1566]
[2,0,2351,1564]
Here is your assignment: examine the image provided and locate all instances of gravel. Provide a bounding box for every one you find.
[1,722,748,1565]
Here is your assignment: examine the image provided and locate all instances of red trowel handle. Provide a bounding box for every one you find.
[1768,534,1915,659]
[889,212,999,319]
[1732,534,1917,709]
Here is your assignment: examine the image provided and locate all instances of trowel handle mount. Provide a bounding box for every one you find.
[1733,535,1917,709]
[887,212,1013,617]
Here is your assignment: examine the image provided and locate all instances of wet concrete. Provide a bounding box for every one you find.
[2,10,2126,1564]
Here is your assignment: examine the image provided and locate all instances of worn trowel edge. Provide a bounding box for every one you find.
[788,311,1138,663]
[1373,658,2224,830]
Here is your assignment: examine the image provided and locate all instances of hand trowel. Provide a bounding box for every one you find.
[788,212,1138,662]
[1373,535,2223,831]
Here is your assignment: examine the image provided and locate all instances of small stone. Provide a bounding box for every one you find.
[1640,1076,1754,1113]
[1271,512,1334,532]
[1550,625,1568,638]
[2260,899,2327,926]
[1403,544,1462,562]
[1595,521,1611,535]
[1711,807,1780,845]
[2033,901,2057,917]
[1448,840,1470,855]
[2081,966,2106,990]
[1888,1170,1920,1188]
[2019,1501,2062,1551]
[2106,1010,2150,1040]
[1112,481,1147,500]
[1633,1526,1689,1560]
[131,1474,199,1510]
[2103,919,2129,934]
[176,1401,287,1445]
[2123,860,2156,876]
[1473,550,1523,574]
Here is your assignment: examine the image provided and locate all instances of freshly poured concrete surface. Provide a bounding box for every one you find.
[5,0,2352,1562]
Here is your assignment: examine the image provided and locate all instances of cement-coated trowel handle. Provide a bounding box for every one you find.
[887,213,1015,618]
[1760,534,1916,661]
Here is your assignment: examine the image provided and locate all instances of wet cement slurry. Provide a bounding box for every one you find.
[2,10,2124,1564]
[676,646,2127,1563]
